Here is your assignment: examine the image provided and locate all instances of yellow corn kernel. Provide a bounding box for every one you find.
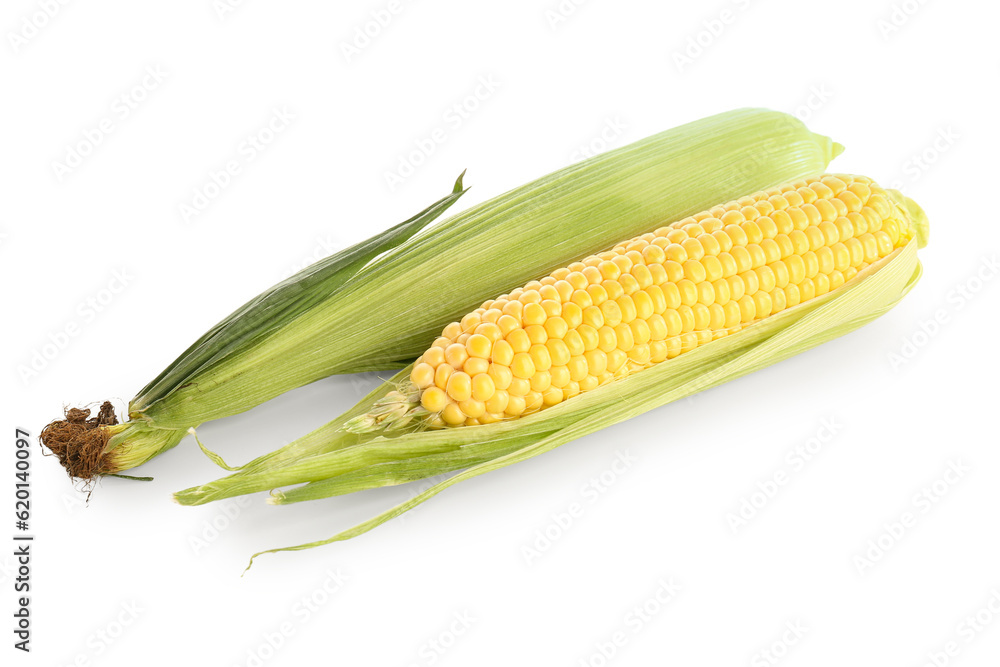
[525,324,547,345]
[530,370,551,393]
[475,322,503,341]
[697,281,716,306]
[502,378,529,400]
[562,302,584,328]
[446,372,472,402]
[542,387,563,407]
[731,246,752,273]
[471,373,496,402]
[485,390,509,414]
[420,386,448,412]
[572,289,594,309]
[563,330,585,357]
[568,356,589,382]
[629,344,651,365]
[546,338,571,367]
[562,381,581,400]
[553,280,574,301]
[676,279,698,306]
[502,300,523,320]
[785,283,801,308]
[511,352,536,379]
[614,323,634,351]
[459,399,486,419]
[504,395,526,417]
[585,349,608,375]
[463,357,489,376]
[491,339,515,367]
[677,305,696,333]
[423,346,446,367]
[445,343,469,370]
[529,344,552,372]
[544,316,568,340]
[487,363,513,391]
[506,329,530,354]
[441,402,466,425]
[434,364,454,390]
[460,312,481,333]
[550,365,570,388]
[617,295,637,323]
[607,348,628,373]
[539,284,560,302]
[814,273,831,296]
[518,290,541,305]
[410,363,435,389]
[466,334,492,360]
[574,324,596,352]
[582,306,604,330]
[630,319,651,345]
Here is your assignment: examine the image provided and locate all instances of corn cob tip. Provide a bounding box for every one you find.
[342,389,425,433]
[342,414,383,434]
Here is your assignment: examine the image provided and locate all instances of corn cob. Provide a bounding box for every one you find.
[175,174,927,566]
[43,108,840,480]
[349,174,920,431]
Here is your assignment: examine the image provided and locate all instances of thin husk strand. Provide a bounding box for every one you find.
[42,177,468,479]
[240,241,923,568]
[177,238,921,511]
[141,109,841,431]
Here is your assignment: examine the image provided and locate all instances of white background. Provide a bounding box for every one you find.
[3,0,999,665]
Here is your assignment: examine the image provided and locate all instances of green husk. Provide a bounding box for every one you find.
[46,108,841,479]
[174,230,925,567]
